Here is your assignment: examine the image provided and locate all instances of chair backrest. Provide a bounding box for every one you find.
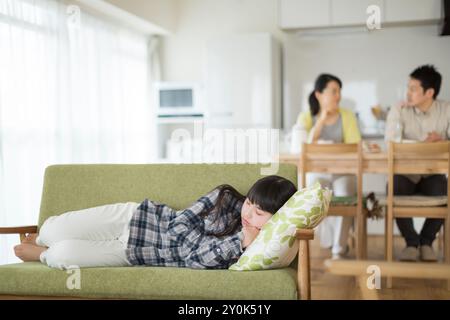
[387,141,450,208]
[388,141,450,175]
[38,163,297,227]
[300,143,362,188]
[299,142,365,258]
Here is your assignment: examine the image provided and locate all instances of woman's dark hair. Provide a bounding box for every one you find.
[204,175,297,237]
[410,65,442,99]
[308,73,342,116]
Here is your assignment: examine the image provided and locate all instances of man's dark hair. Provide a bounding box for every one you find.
[410,65,442,99]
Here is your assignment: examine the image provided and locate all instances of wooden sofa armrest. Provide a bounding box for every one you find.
[296,229,314,240]
[295,229,315,300]
[0,225,38,242]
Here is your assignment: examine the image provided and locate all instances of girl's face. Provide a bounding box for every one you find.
[241,198,272,229]
[316,80,341,113]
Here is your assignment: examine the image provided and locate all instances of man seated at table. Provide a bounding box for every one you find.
[385,65,450,262]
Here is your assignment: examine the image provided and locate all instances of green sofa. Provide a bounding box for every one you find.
[0,163,314,300]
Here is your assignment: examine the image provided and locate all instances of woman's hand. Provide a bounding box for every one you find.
[310,108,334,143]
[242,225,260,249]
[318,107,332,124]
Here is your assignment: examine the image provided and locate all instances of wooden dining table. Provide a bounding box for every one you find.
[280,147,449,240]
[280,146,450,290]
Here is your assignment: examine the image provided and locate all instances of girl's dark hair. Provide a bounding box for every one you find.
[204,175,297,237]
[308,73,342,116]
[246,175,298,214]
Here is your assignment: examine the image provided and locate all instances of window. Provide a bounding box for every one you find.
[0,0,156,264]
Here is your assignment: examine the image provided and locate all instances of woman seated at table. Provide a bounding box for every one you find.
[296,73,361,259]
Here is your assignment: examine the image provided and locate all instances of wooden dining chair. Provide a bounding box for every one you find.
[299,142,367,259]
[386,141,450,289]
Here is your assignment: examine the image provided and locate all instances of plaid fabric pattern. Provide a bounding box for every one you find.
[126,188,245,269]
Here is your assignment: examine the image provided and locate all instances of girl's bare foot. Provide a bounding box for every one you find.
[14,243,47,262]
[21,233,39,245]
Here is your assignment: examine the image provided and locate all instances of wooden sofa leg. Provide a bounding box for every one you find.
[298,239,311,300]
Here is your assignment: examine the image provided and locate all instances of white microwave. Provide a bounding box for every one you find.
[154,82,203,117]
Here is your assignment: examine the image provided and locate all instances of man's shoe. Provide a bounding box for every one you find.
[399,246,419,261]
[420,245,438,262]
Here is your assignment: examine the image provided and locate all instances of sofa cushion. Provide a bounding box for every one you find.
[12,163,299,299]
[0,262,298,300]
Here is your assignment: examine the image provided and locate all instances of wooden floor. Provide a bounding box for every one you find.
[310,234,450,299]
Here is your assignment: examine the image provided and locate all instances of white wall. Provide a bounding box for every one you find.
[284,24,450,132]
[160,0,288,83]
[160,1,450,133]
[104,0,178,32]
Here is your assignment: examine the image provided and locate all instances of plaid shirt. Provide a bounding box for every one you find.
[126,188,245,269]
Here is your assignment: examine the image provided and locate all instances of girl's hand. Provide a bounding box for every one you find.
[242,225,260,249]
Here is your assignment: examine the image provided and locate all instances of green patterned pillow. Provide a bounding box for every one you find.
[229,182,332,271]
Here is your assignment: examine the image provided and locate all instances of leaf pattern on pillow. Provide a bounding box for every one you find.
[276,223,289,234]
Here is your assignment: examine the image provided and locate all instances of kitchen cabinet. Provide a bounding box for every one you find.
[279,0,442,30]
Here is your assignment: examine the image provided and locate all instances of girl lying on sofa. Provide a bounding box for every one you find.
[14,175,297,270]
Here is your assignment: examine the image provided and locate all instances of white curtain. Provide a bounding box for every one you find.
[0,0,157,265]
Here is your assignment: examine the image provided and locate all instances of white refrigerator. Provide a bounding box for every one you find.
[204,33,282,130]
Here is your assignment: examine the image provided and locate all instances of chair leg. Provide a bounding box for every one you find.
[386,207,393,289]
[445,218,450,291]
[356,215,363,260]
[384,215,388,260]
[438,226,444,253]
[362,210,368,259]
[357,217,361,260]
[298,239,311,300]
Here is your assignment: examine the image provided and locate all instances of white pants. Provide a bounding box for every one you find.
[36,202,139,269]
[306,173,356,255]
